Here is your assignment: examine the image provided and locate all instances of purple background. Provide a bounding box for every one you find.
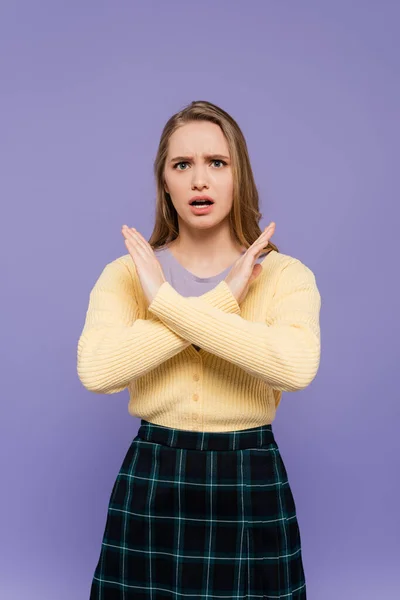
[1,1,399,598]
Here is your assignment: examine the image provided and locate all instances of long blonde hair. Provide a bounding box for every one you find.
[148,100,279,254]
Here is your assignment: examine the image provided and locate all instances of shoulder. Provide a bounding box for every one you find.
[262,250,319,294]
[90,253,136,291]
[263,249,316,277]
[114,252,137,276]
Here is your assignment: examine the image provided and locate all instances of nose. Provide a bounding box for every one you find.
[191,165,209,190]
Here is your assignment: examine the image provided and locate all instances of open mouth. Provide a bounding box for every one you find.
[189,201,214,214]
[190,200,214,206]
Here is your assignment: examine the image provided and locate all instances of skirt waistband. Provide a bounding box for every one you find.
[137,419,277,451]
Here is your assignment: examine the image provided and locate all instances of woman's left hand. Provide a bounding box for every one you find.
[121,225,166,306]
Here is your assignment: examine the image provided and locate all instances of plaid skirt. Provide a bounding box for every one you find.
[89,419,306,599]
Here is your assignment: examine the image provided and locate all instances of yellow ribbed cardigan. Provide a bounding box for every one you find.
[77,249,321,432]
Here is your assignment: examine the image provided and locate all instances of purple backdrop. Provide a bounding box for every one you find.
[1,1,399,598]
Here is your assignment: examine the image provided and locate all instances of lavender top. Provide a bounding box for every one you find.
[154,246,270,351]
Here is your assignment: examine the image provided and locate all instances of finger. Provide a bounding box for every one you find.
[131,229,153,253]
[260,223,275,238]
[251,224,274,247]
[122,228,142,258]
[123,228,145,254]
[121,225,137,242]
[249,234,273,258]
[249,230,273,254]
[257,224,275,245]
[127,228,151,257]
[124,237,144,265]
[123,228,139,246]
[123,236,135,254]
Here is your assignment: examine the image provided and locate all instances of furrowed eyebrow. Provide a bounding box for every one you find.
[169,154,230,163]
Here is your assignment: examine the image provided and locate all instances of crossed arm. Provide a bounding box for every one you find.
[77,257,321,394]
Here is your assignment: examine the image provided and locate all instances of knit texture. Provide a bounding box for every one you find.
[77,250,321,431]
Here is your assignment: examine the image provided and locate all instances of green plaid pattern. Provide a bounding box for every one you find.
[89,420,306,599]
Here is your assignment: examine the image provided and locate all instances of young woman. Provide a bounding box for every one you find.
[77,100,321,599]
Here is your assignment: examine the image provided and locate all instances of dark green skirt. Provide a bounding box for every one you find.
[90,419,306,599]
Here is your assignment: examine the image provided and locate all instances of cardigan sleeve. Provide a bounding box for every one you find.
[148,259,321,391]
[76,259,241,394]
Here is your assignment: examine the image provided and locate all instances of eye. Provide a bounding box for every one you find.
[172,159,227,171]
[174,161,189,170]
[212,159,227,168]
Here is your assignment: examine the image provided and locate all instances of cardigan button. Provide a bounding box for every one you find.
[192,393,199,401]
[193,373,200,381]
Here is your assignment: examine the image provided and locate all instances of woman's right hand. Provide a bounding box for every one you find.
[225,222,276,304]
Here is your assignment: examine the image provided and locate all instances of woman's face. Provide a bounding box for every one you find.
[163,121,234,229]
